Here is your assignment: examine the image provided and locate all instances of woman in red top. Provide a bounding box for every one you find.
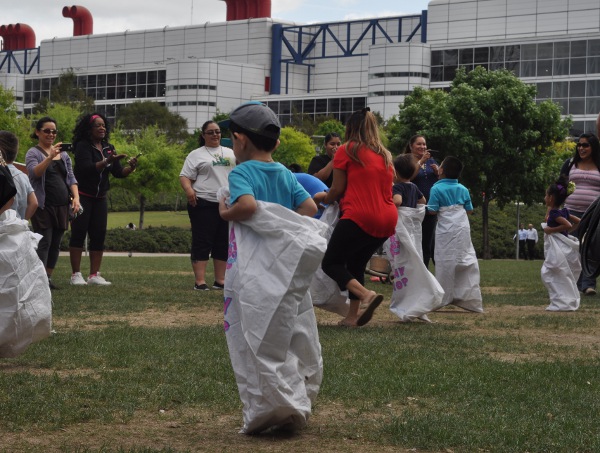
[314,108,397,327]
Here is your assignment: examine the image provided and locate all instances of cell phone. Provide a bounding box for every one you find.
[428,149,440,154]
[61,143,73,152]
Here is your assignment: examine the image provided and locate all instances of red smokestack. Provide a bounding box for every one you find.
[62,5,93,36]
[223,0,271,21]
[0,23,36,50]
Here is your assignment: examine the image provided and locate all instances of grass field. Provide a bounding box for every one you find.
[1,258,599,453]
[107,211,190,230]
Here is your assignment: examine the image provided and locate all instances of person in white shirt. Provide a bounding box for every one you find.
[526,223,539,260]
[513,223,528,260]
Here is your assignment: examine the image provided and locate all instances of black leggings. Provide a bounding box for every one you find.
[187,198,229,262]
[69,195,108,251]
[321,219,388,300]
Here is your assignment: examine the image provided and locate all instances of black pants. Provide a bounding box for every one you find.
[526,239,536,260]
[422,214,437,267]
[69,195,108,251]
[187,198,229,262]
[518,239,527,260]
[321,219,388,300]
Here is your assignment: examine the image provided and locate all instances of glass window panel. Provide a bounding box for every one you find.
[315,98,327,113]
[443,65,457,82]
[570,81,586,97]
[292,100,302,113]
[537,60,552,77]
[96,86,106,100]
[147,71,157,84]
[340,98,352,112]
[97,74,106,87]
[87,75,97,88]
[280,100,291,114]
[552,82,568,98]
[459,48,473,64]
[586,97,600,115]
[554,41,570,58]
[303,99,315,113]
[571,40,587,57]
[537,43,553,59]
[504,61,519,75]
[569,98,585,115]
[570,57,586,75]
[521,44,536,60]
[267,101,279,114]
[32,79,41,90]
[589,39,600,57]
[443,49,458,65]
[158,71,166,83]
[586,80,600,97]
[24,92,32,103]
[571,121,585,135]
[431,50,443,66]
[328,98,340,113]
[136,85,147,98]
[137,72,147,84]
[158,84,166,96]
[41,79,50,90]
[116,86,126,99]
[431,66,443,82]
[106,86,116,100]
[474,47,489,64]
[117,73,127,86]
[588,57,600,74]
[126,73,136,85]
[537,82,552,98]
[554,98,568,114]
[490,46,504,62]
[353,97,366,111]
[127,87,135,98]
[25,79,32,91]
[489,62,504,71]
[553,58,569,76]
[339,112,351,124]
[520,61,536,77]
[107,74,116,86]
[146,84,157,97]
[76,76,86,88]
[505,45,520,61]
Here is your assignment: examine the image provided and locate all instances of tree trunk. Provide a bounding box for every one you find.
[482,194,491,259]
[139,194,146,230]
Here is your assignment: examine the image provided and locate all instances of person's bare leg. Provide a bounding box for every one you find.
[338,279,382,326]
[89,250,103,276]
[192,260,208,285]
[69,247,84,273]
[213,258,227,285]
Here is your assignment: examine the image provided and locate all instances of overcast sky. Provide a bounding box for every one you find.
[2,0,431,47]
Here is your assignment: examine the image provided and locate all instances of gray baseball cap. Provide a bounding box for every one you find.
[221,101,281,140]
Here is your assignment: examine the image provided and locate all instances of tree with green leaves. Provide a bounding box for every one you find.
[116,101,189,144]
[392,67,570,258]
[33,69,95,114]
[0,85,32,162]
[273,127,316,171]
[110,126,184,228]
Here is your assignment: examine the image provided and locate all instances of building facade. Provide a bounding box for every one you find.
[1,0,599,134]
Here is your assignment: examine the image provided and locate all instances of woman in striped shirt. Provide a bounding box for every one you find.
[562,133,600,295]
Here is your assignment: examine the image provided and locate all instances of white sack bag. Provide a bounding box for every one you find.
[0,210,52,358]
[224,201,328,434]
[434,205,483,312]
[541,223,581,312]
[386,205,445,322]
[309,203,350,316]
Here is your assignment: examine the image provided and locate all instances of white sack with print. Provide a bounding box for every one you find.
[434,205,483,312]
[224,201,328,434]
[541,223,581,312]
[0,210,52,358]
[385,205,445,322]
[309,203,350,316]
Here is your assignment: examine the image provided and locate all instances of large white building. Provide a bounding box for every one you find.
[1,0,600,134]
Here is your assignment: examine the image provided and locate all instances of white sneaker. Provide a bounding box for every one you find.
[87,272,112,286]
[70,272,87,285]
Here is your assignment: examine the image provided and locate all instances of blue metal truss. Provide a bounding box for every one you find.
[271,11,427,95]
[0,48,40,74]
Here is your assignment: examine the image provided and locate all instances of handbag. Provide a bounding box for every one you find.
[0,153,17,210]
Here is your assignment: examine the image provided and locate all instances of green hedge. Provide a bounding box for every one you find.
[58,203,549,258]
[61,226,192,254]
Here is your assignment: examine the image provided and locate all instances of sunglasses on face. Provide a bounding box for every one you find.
[577,142,591,148]
[204,130,221,136]
[41,129,58,135]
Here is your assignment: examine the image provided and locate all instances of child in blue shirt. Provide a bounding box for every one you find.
[427,156,482,312]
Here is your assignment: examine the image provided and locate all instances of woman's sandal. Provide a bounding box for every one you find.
[356,294,384,326]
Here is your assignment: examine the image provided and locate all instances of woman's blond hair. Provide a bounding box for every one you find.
[344,108,393,168]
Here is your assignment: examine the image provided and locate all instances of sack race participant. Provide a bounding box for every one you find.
[541,223,581,311]
[309,203,350,316]
[0,210,52,357]
[223,201,327,434]
[385,205,445,322]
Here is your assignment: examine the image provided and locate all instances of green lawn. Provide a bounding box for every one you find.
[1,258,599,452]
[107,210,190,229]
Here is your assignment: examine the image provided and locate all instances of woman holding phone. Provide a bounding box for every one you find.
[68,112,137,286]
[405,134,440,268]
[26,116,80,290]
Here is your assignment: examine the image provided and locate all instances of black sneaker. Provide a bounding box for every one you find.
[212,281,224,290]
[194,283,210,291]
[48,278,60,290]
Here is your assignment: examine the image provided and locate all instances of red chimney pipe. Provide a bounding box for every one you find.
[223,0,238,21]
[223,0,271,21]
[62,5,93,36]
[0,23,36,50]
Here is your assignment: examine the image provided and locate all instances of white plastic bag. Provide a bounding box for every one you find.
[224,201,327,434]
[386,205,445,322]
[309,203,350,316]
[541,223,581,311]
[0,210,52,358]
[434,205,483,312]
